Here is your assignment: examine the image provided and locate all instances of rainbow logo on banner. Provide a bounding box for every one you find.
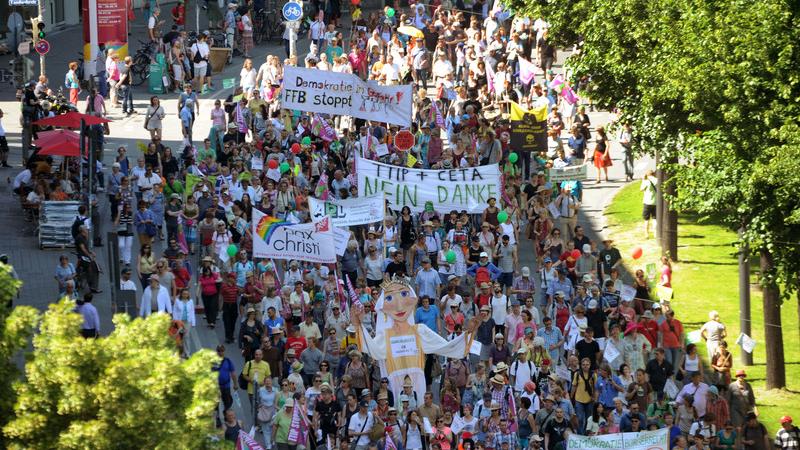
[256,215,289,244]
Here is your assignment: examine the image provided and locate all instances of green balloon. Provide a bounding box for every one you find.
[497,211,509,223]
[509,152,519,164]
[446,250,456,264]
[227,244,238,257]
[280,162,290,173]
[301,136,312,145]
[386,7,395,17]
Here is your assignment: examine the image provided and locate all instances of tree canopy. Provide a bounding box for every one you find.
[507,0,800,387]
[3,301,221,450]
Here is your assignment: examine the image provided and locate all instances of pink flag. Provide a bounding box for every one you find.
[485,60,496,93]
[432,101,445,128]
[518,57,536,86]
[550,74,565,92]
[561,84,579,105]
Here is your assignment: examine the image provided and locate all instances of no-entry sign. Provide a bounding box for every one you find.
[393,130,415,151]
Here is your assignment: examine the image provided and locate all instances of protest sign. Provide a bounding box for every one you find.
[603,342,621,363]
[510,102,548,152]
[567,428,669,450]
[469,340,482,356]
[282,66,413,127]
[548,165,588,183]
[356,155,501,213]
[309,195,385,227]
[736,333,756,353]
[252,210,337,263]
[333,227,351,256]
[621,284,637,302]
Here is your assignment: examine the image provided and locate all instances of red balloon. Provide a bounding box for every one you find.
[268,159,279,170]
[631,247,643,260]
[291,143,301,154]
[570,249,581,259]
[351,0,360,5]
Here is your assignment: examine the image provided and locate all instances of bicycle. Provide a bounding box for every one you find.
[130,40,157,86]
[253,8,280,44]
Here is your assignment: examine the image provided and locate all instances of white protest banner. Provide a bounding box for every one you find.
[252,209,337,263]
[567,428,669,450]
[333,227,351,256]
[621,284,637,302]
[356,154,501,213]
[664,379,679,400]
[282,66,413,127]
[548,165,588,183]
[309,195,385,227]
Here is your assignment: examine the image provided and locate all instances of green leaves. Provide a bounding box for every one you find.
[3,301,220,450]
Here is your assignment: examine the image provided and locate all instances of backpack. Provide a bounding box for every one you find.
[64,72,72,89]
[71,216,87,239]
[475,265,491,285]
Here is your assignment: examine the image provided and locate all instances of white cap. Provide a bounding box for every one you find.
[112,162,121,168]
[480,252,489,258]
[582,243,591,253]
[447,298,460,308]
[521,266,530,276]
[588,299,598,309]
[320,266,330,277]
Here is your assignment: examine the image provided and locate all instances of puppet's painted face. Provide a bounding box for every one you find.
[382,282,417,324]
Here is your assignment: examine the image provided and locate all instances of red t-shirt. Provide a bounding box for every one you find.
[659,318,683,348]
[220,282,239,304]
[286,336,308,357]
[477,293,492,308]
[641,319,659,348]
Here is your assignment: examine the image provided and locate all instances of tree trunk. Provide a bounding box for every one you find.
[661,156,678,261]
[738,229,752,366]
[760,248,785,389]
[655,150,665,247]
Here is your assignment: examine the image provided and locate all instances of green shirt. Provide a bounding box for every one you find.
[274,410,293,444]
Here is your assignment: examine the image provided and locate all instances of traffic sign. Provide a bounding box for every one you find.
[35,39,50,56]
[282,1,303,21]
[18,41,30,56]
[393,130,415,151]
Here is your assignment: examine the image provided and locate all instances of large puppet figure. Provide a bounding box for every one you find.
[350,278,479,403]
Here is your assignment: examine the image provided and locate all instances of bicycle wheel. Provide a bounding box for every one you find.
[131,63,149,86]
[253,18,264,44]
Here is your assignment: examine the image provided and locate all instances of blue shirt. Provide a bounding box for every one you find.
[415,305,440,333]
[265,316,285,330]
[546,277,574,299]
[180,106,193,128]
[595,374,623,407]
[215,356,236,388]
[415,268,441,299]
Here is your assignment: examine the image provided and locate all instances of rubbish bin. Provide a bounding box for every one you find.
[208,47,232,74]
[148,63,165,94]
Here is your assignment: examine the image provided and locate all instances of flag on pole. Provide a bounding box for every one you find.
[385,433,398,450]
[485,59,496,93]
[237,430,266,450]
[518,57,536,86]
[431,101,445,128]
[345,274,359,307]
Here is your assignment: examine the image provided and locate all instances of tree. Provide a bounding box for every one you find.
[3,301,221,449]
[0,264,38,450]
[506,0,800,386]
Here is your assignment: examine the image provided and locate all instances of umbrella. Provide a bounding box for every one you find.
[397,25,424,39]
[33,111,111,128]
[34,129,87,157]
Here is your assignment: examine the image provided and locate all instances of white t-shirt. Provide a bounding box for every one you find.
[491,294,508,325]
[191,42,210,68]
[510,359,537,392]
[148,15,156,30]
[348,412,375,446]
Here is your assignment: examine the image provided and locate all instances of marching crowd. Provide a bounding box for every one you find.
[7,0,798,448]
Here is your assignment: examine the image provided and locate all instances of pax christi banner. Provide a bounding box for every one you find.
[309,195,385,227]
[281,66,413,127]
[567,428,669,450]
[252,209,337,263]
[237,430,266,450]
[510,102,548,152]
[356,155,501,213]
[82,0,129,60]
